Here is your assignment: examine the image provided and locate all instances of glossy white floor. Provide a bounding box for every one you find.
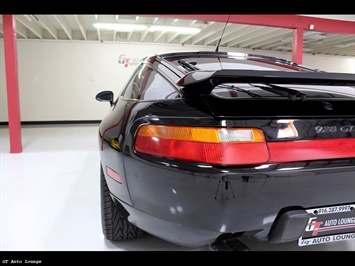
[0,124,354,252]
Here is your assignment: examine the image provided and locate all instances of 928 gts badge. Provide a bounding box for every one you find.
[314,125,355,134]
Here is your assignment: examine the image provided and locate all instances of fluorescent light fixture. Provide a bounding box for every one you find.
[93,22,148,32]
[93,22,201,34]
[149,25,201,34]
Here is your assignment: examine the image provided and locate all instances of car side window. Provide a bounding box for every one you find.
[120,64,144,100]
[122,64,178,100]
[140,70,179,100]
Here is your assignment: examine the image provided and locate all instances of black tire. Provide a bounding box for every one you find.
[100,164,144,240]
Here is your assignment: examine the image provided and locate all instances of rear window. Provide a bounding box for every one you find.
[169,57,303,73]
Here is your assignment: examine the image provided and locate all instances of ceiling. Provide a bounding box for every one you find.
[0,14,354,57]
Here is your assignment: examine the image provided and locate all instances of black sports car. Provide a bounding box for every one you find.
[96,51,355,250]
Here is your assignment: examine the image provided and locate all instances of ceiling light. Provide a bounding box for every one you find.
[149,25,201,34]
[93,22,201,34]
[93,22,148,32]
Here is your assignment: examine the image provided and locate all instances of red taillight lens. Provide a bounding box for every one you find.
[268,138,355,163]
[134,125,269,165]
[135,125,355,165]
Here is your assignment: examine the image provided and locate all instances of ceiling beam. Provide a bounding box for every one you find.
[249,30,291,49]
[190,23,225,45]
[237,27,284,48]
[140,29,150,42]
[179,21,215,44]
[153,31,166,43]
[96,28,101,41]
[37,15,57,39]
[53,15,72,40]
[217,27,249,46]
[15,15,43,39]
[15,27,28,38]
[151,15,355,35]
[222,26,262,47]
[167,32,180,43]
[74,15,87,40]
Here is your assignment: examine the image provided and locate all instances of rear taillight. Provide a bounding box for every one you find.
[134,125,269,165]
[135,125,355,165]
[268,138,355,163]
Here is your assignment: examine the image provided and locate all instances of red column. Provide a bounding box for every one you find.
[3,15,22,153]
[292,27,304,65]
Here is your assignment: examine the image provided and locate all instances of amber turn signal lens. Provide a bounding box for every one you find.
[135,125,269,165]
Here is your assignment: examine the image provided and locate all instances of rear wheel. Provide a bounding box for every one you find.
[100,164,144,240]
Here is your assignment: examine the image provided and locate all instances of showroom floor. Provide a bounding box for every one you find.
[0,124,354,252]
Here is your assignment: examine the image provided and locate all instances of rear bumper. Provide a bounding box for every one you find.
[119,157,355,248]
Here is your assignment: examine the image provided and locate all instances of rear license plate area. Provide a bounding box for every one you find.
[298,203,355,246]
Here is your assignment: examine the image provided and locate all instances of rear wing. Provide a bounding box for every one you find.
[176,70,355,96]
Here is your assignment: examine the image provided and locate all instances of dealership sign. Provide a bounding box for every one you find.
[118,54,141,67]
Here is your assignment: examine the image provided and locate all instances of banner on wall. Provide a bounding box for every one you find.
[118,54,141,67]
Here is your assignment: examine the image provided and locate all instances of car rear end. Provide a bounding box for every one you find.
[120,52,355,249]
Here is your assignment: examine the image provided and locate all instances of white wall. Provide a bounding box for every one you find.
[1,39,354,122]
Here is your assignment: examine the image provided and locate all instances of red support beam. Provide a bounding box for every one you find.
[292,27,304,64]
[3,15,22,153]
[152,15,355,35]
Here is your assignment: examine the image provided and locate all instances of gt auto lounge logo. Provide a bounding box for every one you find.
[118,54,140,67]
[305,216,355,236]
[306,217,324,236]
[299,216,355,246]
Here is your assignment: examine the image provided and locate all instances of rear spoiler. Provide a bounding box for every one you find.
[176,70,355,95]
